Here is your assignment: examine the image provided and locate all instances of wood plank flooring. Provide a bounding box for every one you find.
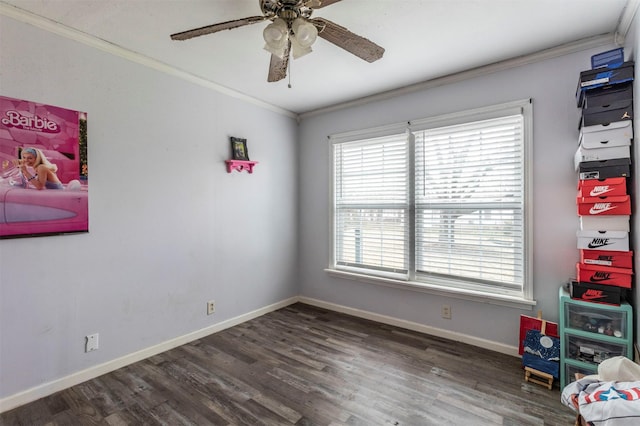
[0,303,576,425]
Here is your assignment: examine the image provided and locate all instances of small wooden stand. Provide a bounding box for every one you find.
[524,366,554,390]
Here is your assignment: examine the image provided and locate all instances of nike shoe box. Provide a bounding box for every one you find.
[578,121,633,150]
[581,82,633,110]
[570,280,625,306]
[577,230,629,252]
[578,158,631,180]
[580,249,633,269]
[574,144,630,169]
[576,262,632,288]
[580,99,632,128]
[578,177,627,198]
[576,61,635,106]
[580,215,630,232]
[577,194,631,216]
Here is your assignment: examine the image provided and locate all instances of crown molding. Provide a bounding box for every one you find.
[0,2,297,119]
[615,0,640,44]
[299,33,615,119]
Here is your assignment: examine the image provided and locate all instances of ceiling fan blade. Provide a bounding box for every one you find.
[304,0,343,8]
[171,16,268,41]
[267,41,291,82]
[311,17,384,63]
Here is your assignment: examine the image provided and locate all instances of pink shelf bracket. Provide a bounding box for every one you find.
[225,159,258,174]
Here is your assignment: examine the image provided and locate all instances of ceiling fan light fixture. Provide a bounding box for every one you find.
[290,37,312,59]
[292,18,317,48]
[263,18,288,56]
[264,41,288,59]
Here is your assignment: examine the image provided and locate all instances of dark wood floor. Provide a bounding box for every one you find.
[1,303,575,425]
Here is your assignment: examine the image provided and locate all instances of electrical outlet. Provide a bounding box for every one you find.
[441,305,452,319]
[207,300,215,315]
[85,333,99,352]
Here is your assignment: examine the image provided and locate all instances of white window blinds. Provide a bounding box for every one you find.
[412,113,526,292]
[330,100,531,299]
[333,132,409,278]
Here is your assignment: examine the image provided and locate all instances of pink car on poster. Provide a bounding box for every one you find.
[0,95,88,238]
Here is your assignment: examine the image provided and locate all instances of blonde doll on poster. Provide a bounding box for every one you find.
[15,147,64,190]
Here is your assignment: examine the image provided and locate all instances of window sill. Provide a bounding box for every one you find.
[324,268,537,310]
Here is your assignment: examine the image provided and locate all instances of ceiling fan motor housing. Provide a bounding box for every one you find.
[260,0,314,22]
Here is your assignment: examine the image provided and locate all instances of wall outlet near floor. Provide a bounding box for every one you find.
[207,300,215,315]
[85,333,99,352]
[441,305,452,319]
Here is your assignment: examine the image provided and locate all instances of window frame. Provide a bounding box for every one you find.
[327,100,535,309]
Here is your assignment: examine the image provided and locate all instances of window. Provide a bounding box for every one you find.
[333,127,410,279]
[330,100,532,302]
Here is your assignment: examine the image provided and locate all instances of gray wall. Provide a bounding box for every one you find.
[297,44,631,349]
[626,7,640,354]
[0,16,299,400]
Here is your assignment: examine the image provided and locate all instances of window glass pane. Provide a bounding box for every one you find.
[415,116,523,204]
[336,137,407,204]
[416,208,523,288]
[336,208,408,274]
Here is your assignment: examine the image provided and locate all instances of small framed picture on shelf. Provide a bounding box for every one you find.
[230,137,249,161]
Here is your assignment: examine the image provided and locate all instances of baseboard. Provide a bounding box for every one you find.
[1,295,519,413]
[297,296,520,357]
[0,297,298,413]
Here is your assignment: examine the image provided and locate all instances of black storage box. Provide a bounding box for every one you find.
[576,61,634,106]
[580,99,633,128]
[579,158,631,180]
[570,280,625,305]
[581,82,633,109]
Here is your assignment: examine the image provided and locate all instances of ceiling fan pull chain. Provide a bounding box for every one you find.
[288,58,292,88]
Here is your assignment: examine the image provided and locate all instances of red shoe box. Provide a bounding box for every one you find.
[570,280,624,305]
[580,249,633,268]
[578,177,627,198]
[576,262,633,288]
[577,195,631,216]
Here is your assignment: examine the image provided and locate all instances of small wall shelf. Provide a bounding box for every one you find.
[225,159,258,174]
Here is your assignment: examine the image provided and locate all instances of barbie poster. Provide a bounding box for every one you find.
[0,95,88,238]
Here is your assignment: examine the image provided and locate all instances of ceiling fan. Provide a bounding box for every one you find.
[170,0,385,82]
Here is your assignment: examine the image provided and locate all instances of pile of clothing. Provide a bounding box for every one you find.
[561,356,640,425]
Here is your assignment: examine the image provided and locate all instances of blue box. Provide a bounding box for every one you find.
[592,48,624,69]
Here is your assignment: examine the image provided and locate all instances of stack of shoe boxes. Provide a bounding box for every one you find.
[573,49,634,305]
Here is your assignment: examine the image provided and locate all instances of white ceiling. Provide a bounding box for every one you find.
[1,0,636,115]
